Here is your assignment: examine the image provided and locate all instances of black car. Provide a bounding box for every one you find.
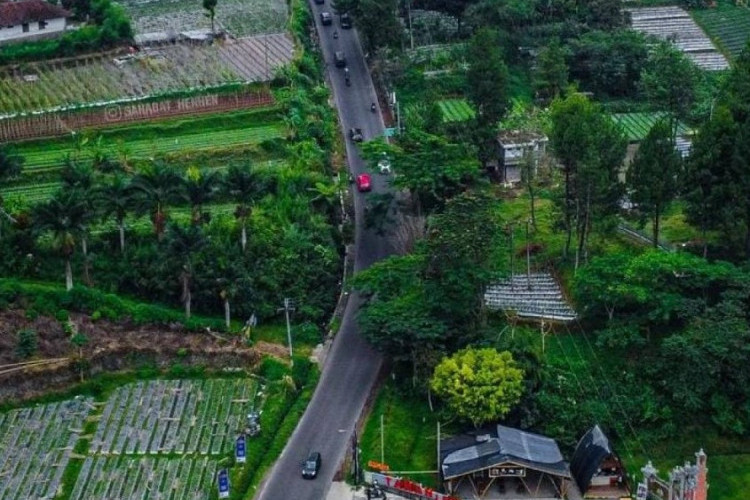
[301,452,322,479]
[349,127,363,142]
[334,50,347,67]
[314,0,324,4]
[320,11,332,25]
[340,12,352,29]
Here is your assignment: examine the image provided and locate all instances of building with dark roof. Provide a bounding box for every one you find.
[569,425,630,499]
[0,0,71,45]
[440,425,572,499]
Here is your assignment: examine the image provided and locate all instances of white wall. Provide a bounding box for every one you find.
[0,17,66,43]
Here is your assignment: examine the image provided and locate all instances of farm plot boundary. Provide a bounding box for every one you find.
[0,88,274,143]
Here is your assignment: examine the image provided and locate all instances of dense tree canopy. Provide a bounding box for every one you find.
[431,347,524,427]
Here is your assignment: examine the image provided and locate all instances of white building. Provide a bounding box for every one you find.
[0,0,72,45]
[495,129,548,184]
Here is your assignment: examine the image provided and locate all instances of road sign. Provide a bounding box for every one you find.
[636,482,647,500]
[384,128,397,137]
[218,469,230,499]
[236,435,247,463]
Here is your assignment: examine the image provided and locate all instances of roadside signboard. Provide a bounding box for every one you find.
[236,435,247,464]
[218,469,230,499]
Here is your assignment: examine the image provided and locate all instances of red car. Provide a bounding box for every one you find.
[356,173,372,192]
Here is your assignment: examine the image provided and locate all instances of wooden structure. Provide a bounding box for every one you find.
[440,425,572,499]
[570,425,630,499]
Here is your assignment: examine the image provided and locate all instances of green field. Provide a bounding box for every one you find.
[692,0,750,59]
[610,112,691,142]
[437,98,475,123]
[1,108,286,208]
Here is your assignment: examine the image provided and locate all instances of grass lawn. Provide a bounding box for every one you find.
[708,454,750,500]
[359,383,447,488]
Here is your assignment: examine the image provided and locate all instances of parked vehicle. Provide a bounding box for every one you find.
[377,152,391,175]
[320,11,332,25]
[314,0,324,4]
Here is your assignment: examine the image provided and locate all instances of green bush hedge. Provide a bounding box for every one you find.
[0,279,226,332]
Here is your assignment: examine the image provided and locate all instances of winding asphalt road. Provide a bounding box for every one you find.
[255,4,393,500]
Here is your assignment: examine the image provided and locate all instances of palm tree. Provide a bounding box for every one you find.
[33,191,88,291]
[183,167,219,226]
[166,223,207,319]
[95,174,135,253]
[223,164,263,251]
[131,162,183,241]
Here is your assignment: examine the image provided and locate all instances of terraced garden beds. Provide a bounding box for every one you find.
[0,398,93,500]
[0,34,293,117]
[120,0,288,38]
[437,98,475,123]
[691,0,750,60]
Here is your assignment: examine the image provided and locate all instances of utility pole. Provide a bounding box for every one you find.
[278,298,295,366]
[436,421,441,477]
[526,218,532,290]
[380,414,385,464]
[508,223,515,290]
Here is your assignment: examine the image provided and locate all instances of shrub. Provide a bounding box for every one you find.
[259,357,289,381]
[16,328,38,359]
[55,309,70,322]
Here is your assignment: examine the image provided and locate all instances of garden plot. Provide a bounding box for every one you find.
[437,98,475,123]
[692,1,750,60]
[70,456,217,500]
[118,0,288,37]
[0,397,93,500]
[484,273,577,322]
[219,34,295,82]
[627,6,729,70]
[90,379,256,456]
[0,35,293,115]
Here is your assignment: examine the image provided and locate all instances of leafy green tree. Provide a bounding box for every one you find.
[534,38,568,100]
[0,145,23,241]
[380,130,480,215]
[131,162,183,241]
[466,28,509,165]
[166,223,207,319]
[95,174,134,253]
[730,118,750,256]
[574,252,638,322]
[568,29,648,98]
[430,347,524,427]
[0,145,23,181]
[356,0,402,50]
[203,0,217,32]
[683,107,738,256]
[640,41,700,122]
[724,40,750,123]
[423,190,500,331]
[626,119,682,247]
[16,328,38,359]
[223,164,263,252]
[549,92,625,263]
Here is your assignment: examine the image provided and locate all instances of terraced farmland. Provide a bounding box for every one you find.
[0,397,93,500]
[610,112,691,142]
[90,379,257,456]
[438,99,475,123]
[627,6,729,70]
[71,456,217,500]
[692,1,750,60]
[120,0,288,38]
[0,34,294,115]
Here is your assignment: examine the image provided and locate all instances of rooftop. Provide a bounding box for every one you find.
[0,0,71,26]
